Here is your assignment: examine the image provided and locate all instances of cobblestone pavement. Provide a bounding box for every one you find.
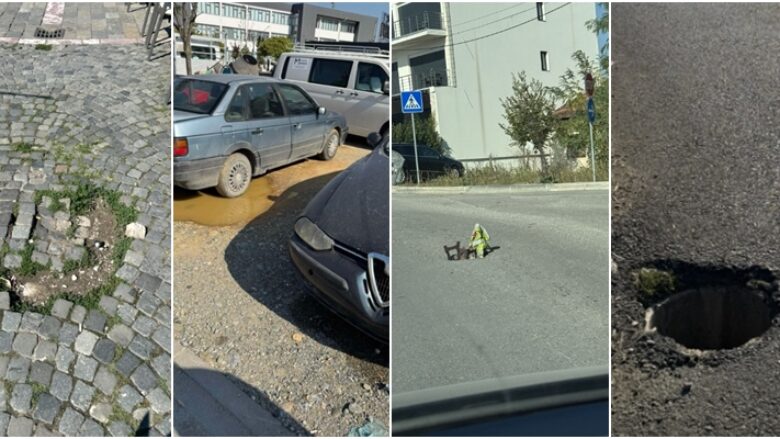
[0,2,146,42]
[0,43,170,436]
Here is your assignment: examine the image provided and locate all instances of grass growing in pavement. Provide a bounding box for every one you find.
[10,181,138,315]
[17,244,47,277]
[34,44,52,51]
[12,142,35,153]
[636,268,676,299]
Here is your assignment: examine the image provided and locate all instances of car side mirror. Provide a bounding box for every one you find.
[367,132,382,148]
[318,106,326,116]
[382,80,390,95]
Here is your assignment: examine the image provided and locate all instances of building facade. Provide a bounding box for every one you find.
[174,2,380,73]
[392,2,600,166]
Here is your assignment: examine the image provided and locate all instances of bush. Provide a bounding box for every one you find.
[392,115,446,155]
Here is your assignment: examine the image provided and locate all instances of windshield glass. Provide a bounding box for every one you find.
[174,79,227,114]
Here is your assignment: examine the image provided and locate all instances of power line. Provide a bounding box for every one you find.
[448,3,529,29]
[448,5,537,38]
[396,3,572,54]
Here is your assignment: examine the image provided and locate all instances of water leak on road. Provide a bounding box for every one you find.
[173,145,370,227]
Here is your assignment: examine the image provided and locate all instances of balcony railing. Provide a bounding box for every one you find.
[393,11,444,39]
[396,69,451,93]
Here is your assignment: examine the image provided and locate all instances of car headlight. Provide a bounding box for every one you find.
[294,217,333,251]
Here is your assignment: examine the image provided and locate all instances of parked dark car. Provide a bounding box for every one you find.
[289,133,389,342]
[392,143,464,182]
[173,75,348,197]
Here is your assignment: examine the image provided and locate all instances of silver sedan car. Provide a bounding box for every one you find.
[173,75,348,197]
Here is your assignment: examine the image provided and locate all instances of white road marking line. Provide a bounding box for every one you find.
[41,2,65,26]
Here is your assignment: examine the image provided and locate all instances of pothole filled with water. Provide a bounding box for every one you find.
[647,285,774,350]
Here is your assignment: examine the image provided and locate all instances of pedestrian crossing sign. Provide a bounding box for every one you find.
[401,90,424,113]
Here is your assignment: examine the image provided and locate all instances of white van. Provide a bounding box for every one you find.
[274,47,390,138]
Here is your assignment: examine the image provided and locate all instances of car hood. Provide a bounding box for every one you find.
[303,147,389,256]
[173,110,211,122]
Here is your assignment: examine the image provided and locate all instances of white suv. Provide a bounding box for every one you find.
[274,49,389,138]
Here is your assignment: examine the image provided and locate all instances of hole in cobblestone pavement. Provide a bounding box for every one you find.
[648,286,775,350]
[0,182,138,314]
[34,27,65,39]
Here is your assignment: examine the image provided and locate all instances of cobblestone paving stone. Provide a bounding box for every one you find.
[0,43,170,436]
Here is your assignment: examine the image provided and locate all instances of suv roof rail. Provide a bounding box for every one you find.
[291,43,389,58]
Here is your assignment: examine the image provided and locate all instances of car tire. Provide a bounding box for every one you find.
[446,167,461,178]
[318,129,340,161]
[215,153,252,198]
[394,168,405,185]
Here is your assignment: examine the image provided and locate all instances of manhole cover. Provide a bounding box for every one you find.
[34,27,65,39]
[648,286,774,350]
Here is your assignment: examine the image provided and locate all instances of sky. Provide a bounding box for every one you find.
[311,2,388,20]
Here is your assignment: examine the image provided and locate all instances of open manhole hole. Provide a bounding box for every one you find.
[34,27,65,39]
[648,286,774,350]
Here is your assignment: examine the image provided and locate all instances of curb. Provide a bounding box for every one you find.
[392,181,609,194]
[0,37,144,45]
[173,342,293,436]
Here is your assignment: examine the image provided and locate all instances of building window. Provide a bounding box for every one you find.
[342,21,356,33]
[224,27,245,41]
[540,51,549,71]
[536,3,546,21]
[201,2,220,16]
[193,23,220,38]
[248,31,270,43]
[272,11,289,25]
[248,8,271,23]
[222,4,245,20]
[316,16,341,32]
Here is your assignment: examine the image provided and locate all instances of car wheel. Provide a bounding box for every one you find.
[394,168,405,184]
[216,153,252,198]
[318,129,340,161]
[446,167,461,178]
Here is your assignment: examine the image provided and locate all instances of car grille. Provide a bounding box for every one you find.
[333,243,390,312]
[367,252,390,308]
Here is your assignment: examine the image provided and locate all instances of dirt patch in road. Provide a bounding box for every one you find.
[174,145,370,227]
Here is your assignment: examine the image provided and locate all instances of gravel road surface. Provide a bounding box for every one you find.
[173,142,389,436]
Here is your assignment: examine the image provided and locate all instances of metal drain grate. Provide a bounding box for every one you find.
[34,27,65,39]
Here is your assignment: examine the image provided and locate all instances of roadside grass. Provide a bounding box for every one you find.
[411,163,609,186]
[34,44,52,51]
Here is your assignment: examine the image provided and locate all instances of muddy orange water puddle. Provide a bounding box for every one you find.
[174,146,370,226]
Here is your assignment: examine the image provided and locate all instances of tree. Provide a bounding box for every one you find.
[173,3,199,75]
[230,43,240,60]
[392,115,446,155]
[587,3,609,71]
[499,72,558,175]
[550,51,609,174]
[240,44,250,57]
[257,36,293,60]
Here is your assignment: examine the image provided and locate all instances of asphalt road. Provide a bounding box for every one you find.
[392,189,609,394]
[612,4,780,436]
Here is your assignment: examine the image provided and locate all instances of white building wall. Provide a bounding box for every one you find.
[394,2,600,163]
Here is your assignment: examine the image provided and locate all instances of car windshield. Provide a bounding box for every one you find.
[174,79,227,114]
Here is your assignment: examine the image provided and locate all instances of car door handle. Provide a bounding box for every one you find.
[251,128,264,135]
[349,91,359,96]
[294,123,302,130]
[335,90,344,95]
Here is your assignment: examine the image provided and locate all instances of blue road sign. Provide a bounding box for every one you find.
[401,90,424,114]
[587,97,596,123]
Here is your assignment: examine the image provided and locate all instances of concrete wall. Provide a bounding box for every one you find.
[294,3,377,43]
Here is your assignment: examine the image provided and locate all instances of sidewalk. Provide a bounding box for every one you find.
[173,342,294,437]
[0,2,147,44]
[393,181,610,194]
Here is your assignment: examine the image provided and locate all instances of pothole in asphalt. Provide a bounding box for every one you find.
[638,261,778,350]
[648,286,774,350]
